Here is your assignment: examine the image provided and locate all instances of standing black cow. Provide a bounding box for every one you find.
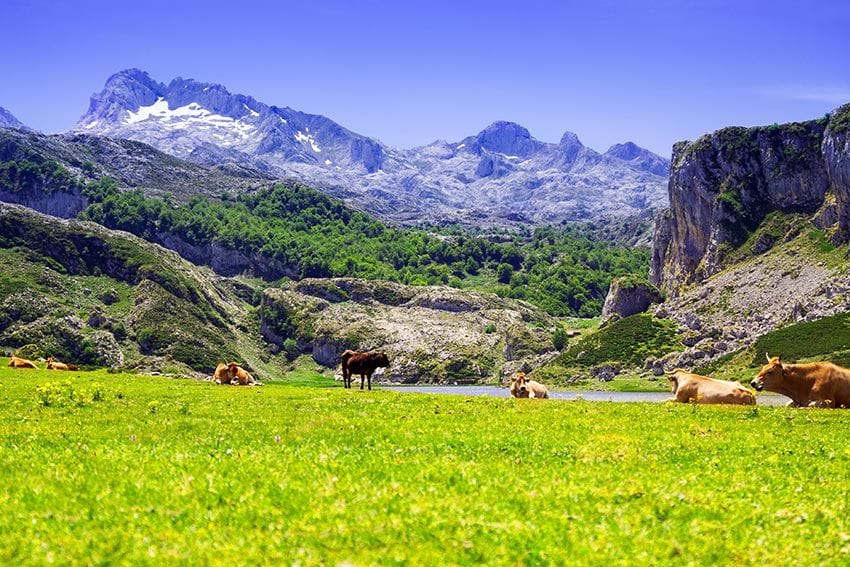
[340,350,390,390]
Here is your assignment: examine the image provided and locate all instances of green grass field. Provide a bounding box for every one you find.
[2,362,850,565]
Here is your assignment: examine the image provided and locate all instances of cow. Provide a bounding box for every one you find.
[751,354,850,408]
[213,362,258,386]
[340,350,389,390]
[228,362,257,386]
[213,362,233,384]
[667,369,755,405]
[7,356,38,369]
[46,357,78,371]
[509,372,549,399]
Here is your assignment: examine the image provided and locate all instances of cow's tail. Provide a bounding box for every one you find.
[340,349,356,375]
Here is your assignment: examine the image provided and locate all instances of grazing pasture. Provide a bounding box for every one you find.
[1,361,849,564]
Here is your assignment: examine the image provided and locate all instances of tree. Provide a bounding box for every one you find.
[496,263,513,284]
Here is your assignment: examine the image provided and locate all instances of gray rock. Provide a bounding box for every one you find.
[590,363,621,382]
[600,277,663,323]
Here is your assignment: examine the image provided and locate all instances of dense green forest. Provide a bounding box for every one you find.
[79,178,648,317]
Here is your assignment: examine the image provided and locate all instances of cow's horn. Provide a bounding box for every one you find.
[765,352,771,362]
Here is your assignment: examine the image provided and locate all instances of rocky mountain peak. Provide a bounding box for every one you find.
[475,121,540,156]
[606,141,670,176]
[0,107,26,129]
[78,68,166,127]
[558,131,584,150]
[606,141,642,160]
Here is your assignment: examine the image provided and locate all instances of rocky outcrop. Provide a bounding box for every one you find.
[259,278,558,384]
[652,104,850,295]
[154,233,298,280]
[601,277,663,323]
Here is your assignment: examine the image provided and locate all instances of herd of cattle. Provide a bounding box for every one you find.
[507,353,850,408]
[7,356,79,371]
[8,348,850,407]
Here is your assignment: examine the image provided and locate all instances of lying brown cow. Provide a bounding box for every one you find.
[340,350,389,390]
[751,354,850,408]
[8,356,38,369]
[667,369,755,405]
[46,357,78,371]
[213,362,257,386]
[509,372,549,399]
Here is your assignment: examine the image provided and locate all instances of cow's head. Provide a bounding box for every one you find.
[510,372,530,397]
[665,369,682,393]
[375,352,390,367]
[751,353,783,392]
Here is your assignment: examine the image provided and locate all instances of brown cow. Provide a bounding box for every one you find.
[667,369,755,405]
[228,362,256,386]
[8,356,38,369]
[340,350,389,390]
[213,362,257,386]
[213,362,232,384]
[751,354,850,408]
[509,372,549,399]
[46,357,78,371]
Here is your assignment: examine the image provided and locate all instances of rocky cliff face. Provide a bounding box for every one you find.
[74,69,670,225]
[652,104,850,295]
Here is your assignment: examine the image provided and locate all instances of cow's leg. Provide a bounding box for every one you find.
[367,371,372,391]
[360,373,365,390]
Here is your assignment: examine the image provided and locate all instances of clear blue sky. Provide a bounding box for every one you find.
[2,0,848,156]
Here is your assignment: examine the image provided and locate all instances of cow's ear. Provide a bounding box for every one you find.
[777,354,782,363]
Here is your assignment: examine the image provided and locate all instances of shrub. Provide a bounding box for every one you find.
[552,326,568,351]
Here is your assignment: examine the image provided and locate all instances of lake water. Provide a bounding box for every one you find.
[380,385,791,406]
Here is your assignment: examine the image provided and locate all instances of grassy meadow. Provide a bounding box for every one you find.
[2,360,850,565]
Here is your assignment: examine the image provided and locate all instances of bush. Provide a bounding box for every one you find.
[137,328,159,354]
[496,263,513,284]
[552,326,568,351]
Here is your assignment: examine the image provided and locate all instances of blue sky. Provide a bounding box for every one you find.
[1,0,848,156]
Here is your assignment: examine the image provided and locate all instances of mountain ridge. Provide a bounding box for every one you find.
[75,69,670,225]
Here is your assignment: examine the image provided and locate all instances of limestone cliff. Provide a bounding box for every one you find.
[651,104,850,295]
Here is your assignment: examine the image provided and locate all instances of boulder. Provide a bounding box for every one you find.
[601,277,663,323]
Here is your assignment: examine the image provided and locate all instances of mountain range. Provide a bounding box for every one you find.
[72,69,669,224]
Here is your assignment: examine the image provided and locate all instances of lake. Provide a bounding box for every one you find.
[380,385,790,406]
